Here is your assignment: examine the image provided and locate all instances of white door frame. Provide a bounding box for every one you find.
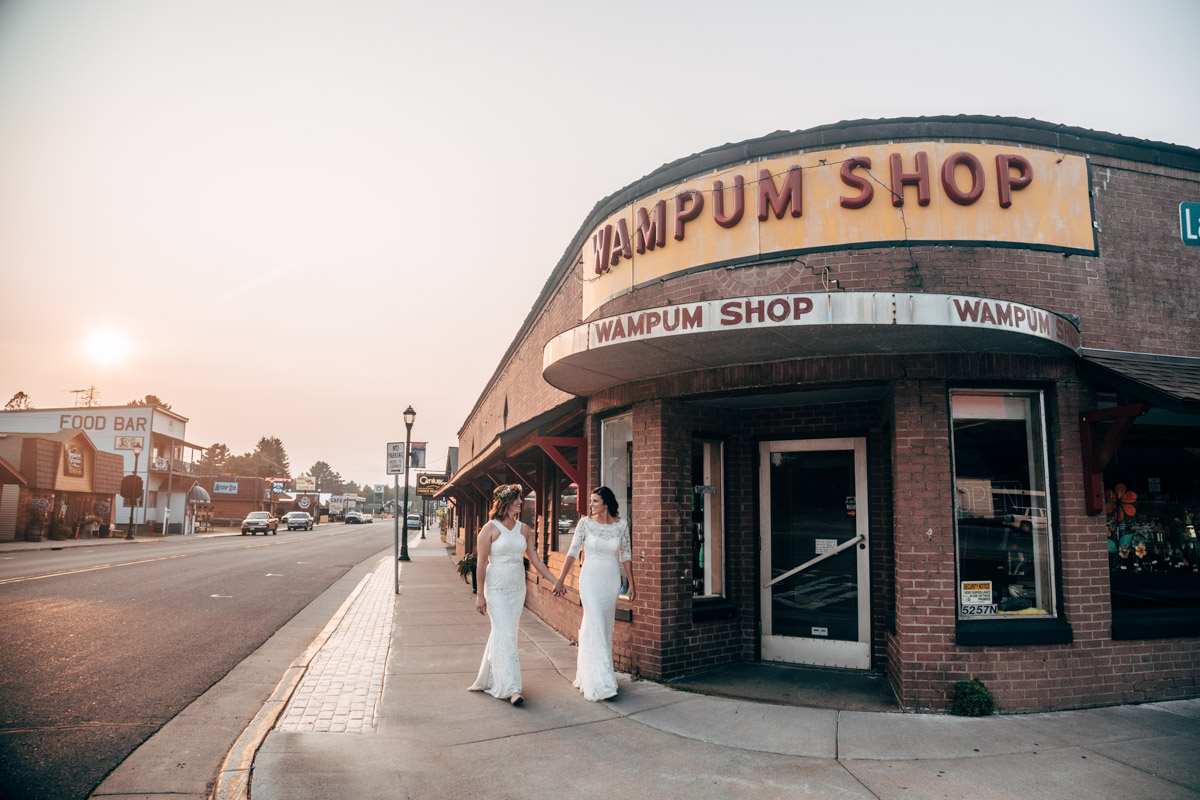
[759,437,870,669]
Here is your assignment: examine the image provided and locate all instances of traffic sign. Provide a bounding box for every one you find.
[386,442,406,475]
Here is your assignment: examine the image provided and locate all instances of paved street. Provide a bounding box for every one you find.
[0,524,393,800]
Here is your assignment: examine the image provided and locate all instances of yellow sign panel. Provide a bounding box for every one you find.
[582,142,1094,318]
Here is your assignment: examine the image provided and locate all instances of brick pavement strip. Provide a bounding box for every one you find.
[276,555,395,734]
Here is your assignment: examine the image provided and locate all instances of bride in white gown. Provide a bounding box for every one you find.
[468,484,556,705]
[553,487,636,701]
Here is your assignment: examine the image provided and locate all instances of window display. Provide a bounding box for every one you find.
[951,390,1058,620]
[1105,429,1200,636]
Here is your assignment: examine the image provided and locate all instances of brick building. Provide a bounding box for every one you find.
[439,117,1200,712]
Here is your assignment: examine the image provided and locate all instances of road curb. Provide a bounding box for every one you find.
[210,559,383,800]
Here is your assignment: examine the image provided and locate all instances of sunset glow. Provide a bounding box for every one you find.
[82,327,133,368]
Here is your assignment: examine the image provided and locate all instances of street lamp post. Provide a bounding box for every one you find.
[125,443,143,540]
[399,405,416,562]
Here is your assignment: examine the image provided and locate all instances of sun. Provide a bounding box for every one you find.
[82,327,133,367]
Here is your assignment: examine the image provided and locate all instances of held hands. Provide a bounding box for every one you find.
[475,597,487,615]
[552,578,566,597]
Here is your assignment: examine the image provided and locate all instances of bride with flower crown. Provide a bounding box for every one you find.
[468,483,556,705]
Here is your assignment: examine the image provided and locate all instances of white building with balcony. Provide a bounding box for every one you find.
[0,405,205,534]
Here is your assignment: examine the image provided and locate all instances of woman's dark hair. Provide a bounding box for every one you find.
[592,486,619,517]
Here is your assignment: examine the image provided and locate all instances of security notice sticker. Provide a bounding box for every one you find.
[960,581,996,616]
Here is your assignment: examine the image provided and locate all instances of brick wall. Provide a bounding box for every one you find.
[455,121,1200,712]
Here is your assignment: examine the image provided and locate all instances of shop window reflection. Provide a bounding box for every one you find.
[951,390,1057,620]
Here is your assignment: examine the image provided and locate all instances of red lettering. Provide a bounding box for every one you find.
[663,308,680,331]
[635,201,666,253]
[1034,311,1050,335]
[720,301,741,326]
[888,151,931,207]
[757,167,803,220]
[594,319,616,343]
[953,298,982,322]
[979,304,997,325]
[995,303,1013,326]
[745,300,765,323]
[625,314,646,337]
[610,218,633,266]
[591,225,612,275]
[712,175,745,228]
[793,296,813,317]
[644,310,662,333]
[839,157,873,209]
[767,298,789,322]
[612,318,626,339]
[673,190,704,241]
[996,154,1033,208]
[940,151,985,205]
[681,306,703,329]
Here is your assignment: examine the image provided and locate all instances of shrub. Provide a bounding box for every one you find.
[949,677,995,717]
[456,553,477,584]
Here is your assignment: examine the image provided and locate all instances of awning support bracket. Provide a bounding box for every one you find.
[1079,403,1149,515]
[532,436,587,514]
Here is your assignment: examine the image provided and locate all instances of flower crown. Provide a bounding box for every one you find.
[493,483,523,503]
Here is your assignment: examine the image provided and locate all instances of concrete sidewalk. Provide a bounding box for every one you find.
[247,541,1200,800]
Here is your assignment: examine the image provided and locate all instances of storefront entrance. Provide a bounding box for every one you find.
[759,438,870,669]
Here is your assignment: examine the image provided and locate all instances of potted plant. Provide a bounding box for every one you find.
[24,498,50,542]
[457,552,478,593]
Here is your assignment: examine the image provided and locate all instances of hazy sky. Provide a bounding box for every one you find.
[1,0,1197,485]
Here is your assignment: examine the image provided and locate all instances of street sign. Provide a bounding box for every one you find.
[415,473,448,496]
[120,474,143,502]
[1182,202,1200,246]
[386,442,405,475]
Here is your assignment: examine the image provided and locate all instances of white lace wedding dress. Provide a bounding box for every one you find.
[567,516,631,701]
[468,520,526,699]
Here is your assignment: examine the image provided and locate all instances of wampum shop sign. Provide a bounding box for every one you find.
[581,141,1096,318]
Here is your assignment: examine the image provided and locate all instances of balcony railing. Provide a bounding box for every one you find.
[149,457,205,476]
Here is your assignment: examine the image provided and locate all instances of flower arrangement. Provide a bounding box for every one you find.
[493,483,523,503]
[26,497,51,524]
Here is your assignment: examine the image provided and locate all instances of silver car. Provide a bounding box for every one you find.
[284,511,313,531]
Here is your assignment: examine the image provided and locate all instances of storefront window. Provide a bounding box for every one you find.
[951,390,1057,620]
[520,488,536,529]
[1104,422,1200,637]
[553,473,578,552]
[691,439,724,597]
[601,414,633,520]
[601,413,633,594]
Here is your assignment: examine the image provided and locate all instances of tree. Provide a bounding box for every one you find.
[4,391,33,410]
[200,443,231,474]
[222,451,263,477]
[73,386,101,407]
[254,436,290,477]
[128,394,172,410]
[309,461,343,493]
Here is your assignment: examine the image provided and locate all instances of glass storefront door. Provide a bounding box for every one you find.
[759,438,870,668]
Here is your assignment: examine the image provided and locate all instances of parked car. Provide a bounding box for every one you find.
[283,511,313,531]
[241,511,278,535]
[406,513,421,530]
[1007,505,1046,534]
[344,510,363,524]
[361,513,373,523]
